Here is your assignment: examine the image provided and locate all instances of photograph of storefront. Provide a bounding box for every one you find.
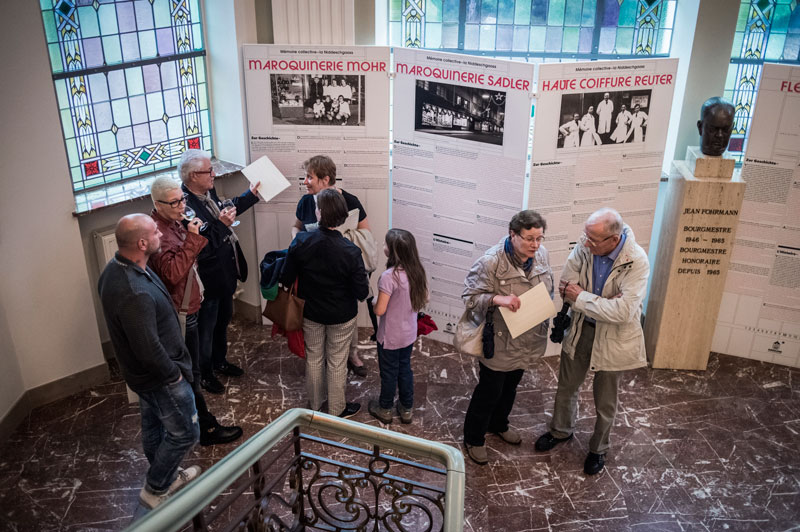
[414,80,505,146]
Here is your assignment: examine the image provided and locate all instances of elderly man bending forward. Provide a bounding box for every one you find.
[535,208,650,476]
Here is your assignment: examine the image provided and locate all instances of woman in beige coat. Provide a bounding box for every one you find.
[462,210,553,465]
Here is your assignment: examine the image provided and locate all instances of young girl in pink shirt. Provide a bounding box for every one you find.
[368,229,428,424]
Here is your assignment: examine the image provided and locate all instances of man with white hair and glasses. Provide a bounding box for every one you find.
[180,150,260,394]
[534,208,650,476]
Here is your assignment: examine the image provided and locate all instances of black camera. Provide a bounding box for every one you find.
[549,302,572,343]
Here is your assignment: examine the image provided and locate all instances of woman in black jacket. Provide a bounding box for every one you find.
[281,189,369,418]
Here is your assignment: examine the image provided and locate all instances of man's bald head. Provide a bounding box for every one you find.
[586,208,623,235]
[115,213,155,250]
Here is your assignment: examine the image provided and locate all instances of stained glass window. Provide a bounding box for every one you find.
[389,0,677,60]
[724,0,800,164]
[41,0,211,192]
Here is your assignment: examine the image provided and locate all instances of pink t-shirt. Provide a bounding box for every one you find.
[376,267,418,350]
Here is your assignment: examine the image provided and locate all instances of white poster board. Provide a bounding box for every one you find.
[528,58,678,355]
[391,48,535,343]
[529,58,679,269]
[712,63,800,368]
[242,45,391,323]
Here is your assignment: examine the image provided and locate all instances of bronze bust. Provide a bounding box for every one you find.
[697,97,735,156]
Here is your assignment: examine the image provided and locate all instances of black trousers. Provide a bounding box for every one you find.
[185,313,217,430]
[463,362,524,446]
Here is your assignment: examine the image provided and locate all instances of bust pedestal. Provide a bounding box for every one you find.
[644,147,744,370]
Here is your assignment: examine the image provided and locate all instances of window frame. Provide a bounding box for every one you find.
[388,0,677,61]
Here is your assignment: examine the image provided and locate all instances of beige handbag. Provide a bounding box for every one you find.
[453,308,484,357]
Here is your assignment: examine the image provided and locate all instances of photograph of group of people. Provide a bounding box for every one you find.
[557,90,652,149]
[414,80,506,146]
[270,74,365,127]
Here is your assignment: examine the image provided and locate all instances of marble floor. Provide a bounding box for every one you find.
[1,318,799,531]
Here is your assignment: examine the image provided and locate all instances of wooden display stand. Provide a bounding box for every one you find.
[644,147,744,370]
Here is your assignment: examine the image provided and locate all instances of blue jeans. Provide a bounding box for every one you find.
[377,342,414,410]
[198,295,233,376]
[138,378,200,494]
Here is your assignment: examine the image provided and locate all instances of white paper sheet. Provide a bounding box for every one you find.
[498,282,557,339]
[241,155,290,202]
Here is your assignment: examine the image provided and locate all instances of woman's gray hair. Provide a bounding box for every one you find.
[178,149,210,183]
[150,176,181,203]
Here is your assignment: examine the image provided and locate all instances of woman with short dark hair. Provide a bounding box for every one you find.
[280,189,370,418]
[461,210,554,465]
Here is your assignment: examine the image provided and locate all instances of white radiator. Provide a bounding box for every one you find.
[93,226,118,270]
[93,227,138,404]
[272,0,354,45]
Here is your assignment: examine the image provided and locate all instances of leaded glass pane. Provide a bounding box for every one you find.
[565,0,583,26]
[467,0,480,23]
[442,22,459,47]
[426,22,443,47]
[480,23,497,49]
[531,0,548,25]
[582,0,596,25]
[513,25,530,51]
[545,25,563,51]
[616,27,634,53]
[496,24,514,49]
[41,0,211,192]
[465,23,480,48]
[530,25,547,51]
[579,26,593,52]
[548,0,565,26]
[428,0,443,22]
[514,0,530,25]
[481,0,498,23]
[563,26,579,52]
[498,0,514,24]
[443,0,460,22]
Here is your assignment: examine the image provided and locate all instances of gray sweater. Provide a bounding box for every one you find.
[98,253,193,393]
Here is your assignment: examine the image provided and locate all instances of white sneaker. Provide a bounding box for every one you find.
[139,465,202,509]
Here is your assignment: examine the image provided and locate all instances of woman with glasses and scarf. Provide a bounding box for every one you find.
[462,210,553,466]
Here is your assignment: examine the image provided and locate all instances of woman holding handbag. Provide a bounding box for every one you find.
[461,210,553,465]
[280,189,370,418]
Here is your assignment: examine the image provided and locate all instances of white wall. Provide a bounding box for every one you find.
[204,0,262,309]
[0,2,105,417]
[663,0,739,170]
[0,300,24,421]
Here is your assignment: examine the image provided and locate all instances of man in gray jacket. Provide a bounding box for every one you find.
[98,214,201,509]
[534,208,650,475]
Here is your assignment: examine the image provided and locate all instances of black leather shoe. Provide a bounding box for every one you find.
[200,375,225,394]
[347,359,367,378]
[338,402,361,419]
[199,423,243,446]
[584,452,605,475]
[214,361,244,377]
[534,432,574,452]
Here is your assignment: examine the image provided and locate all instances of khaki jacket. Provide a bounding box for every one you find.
[561,225,650,371]
[463,238,553,372]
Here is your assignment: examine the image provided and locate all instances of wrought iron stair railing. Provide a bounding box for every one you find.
[126,407,466,531]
